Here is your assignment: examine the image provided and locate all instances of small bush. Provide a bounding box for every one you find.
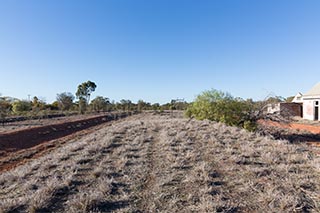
[12,100,32,114]
[0,99,12,126]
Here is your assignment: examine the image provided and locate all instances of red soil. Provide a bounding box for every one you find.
[259,120,320,147]
[0,113,131,173]
[259,120,320,134]
[0,126,102,172]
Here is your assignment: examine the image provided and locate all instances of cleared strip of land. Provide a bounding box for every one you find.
[0,112,319,212]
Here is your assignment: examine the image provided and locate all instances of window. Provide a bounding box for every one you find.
[315,101,319,106]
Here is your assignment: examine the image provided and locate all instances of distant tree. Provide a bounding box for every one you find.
[32,96,39,107]
[152,103,160,111]
[108,100,116,111]
[160,102,171,110]
[90,96,110,112]
[0,97,12,126]
[137,100,145,112]
[76,81,97,114]
[137,100,151,111]
[76,81,97,104]
[12,100,32,114]
[31,96,46,113]
[114,102,122,111]
[119,99,132,111]
[265,96,285,104]
[49,101,60,110]
[170,99,189,110]
[286,96,295,103]
[56,92,75,111]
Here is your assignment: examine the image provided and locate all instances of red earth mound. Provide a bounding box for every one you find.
[259,120,320,147]
[260,120,320,134]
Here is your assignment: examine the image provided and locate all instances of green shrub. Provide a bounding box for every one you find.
[12,100,32,114]
[185,89,257,131]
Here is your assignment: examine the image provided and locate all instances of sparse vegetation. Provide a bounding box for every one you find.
[0,101,10,127]
[90,96,111,112]
[0,112,319,212]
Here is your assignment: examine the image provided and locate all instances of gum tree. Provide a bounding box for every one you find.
[76,81,97,113]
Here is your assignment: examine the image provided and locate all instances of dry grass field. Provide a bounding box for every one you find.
[0,112,320,212]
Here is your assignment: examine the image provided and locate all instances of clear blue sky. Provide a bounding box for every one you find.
[1,0,320,104]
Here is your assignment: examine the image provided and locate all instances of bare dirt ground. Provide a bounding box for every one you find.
[259,119,320,147]
[260,119,320,134]
[0,112,320,212]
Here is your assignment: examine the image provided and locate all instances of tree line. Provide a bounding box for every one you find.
[1,81,292,131]
[0,81,189,125]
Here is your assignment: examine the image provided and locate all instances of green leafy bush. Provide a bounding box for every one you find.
[12,100,32,114]
[185,89,257,131]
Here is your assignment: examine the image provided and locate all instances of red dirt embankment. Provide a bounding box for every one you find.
[0,113,130,154]
[0,112,133,172]
[259,120,320,147]
[260,120,320,134]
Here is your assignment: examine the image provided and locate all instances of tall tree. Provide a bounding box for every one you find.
[76,81,97,104]
[76,81,97,113]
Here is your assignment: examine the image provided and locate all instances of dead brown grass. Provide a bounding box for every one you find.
[0,112,319,212]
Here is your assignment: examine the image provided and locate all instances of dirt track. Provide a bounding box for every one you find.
[0,112,319,212]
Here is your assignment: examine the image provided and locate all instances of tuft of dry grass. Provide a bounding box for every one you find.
[0,111,319,212]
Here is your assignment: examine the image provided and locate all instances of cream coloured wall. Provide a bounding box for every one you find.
[303,100,314,120]
[302,99,320,120]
